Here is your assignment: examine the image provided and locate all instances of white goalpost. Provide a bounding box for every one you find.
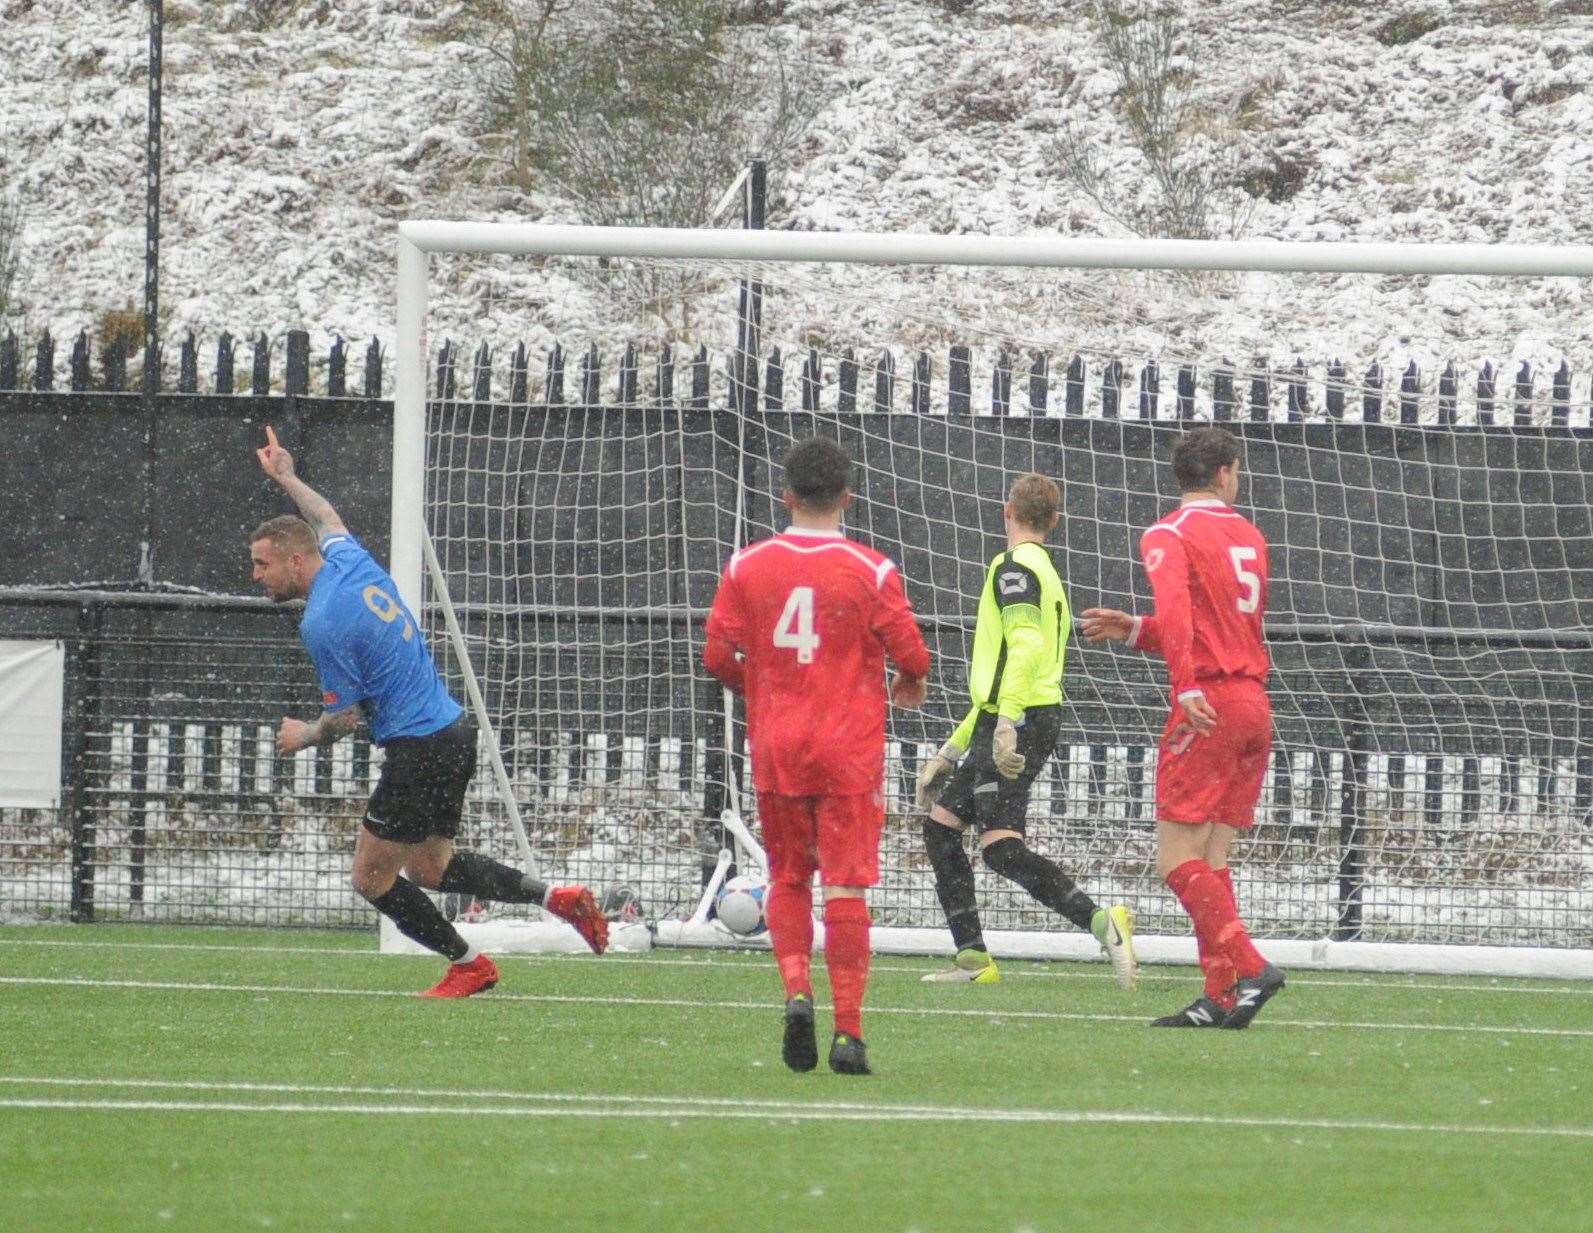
[389,221,1593,979]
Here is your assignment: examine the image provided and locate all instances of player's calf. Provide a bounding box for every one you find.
[981,837,1098,934]
[367,875,476,967]
[922,818,989,960]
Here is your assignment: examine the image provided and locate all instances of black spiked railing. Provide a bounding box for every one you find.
[0,322,1585,431]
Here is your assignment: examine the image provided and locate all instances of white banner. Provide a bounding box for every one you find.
[0,640,65,809]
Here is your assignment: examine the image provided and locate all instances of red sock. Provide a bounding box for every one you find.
[1202,866,1239,1004]
[823,896,871,1039]
[1210,864,1267,977]
[1198,942,1238,1007]
[765,881,814,999]
[1166,859,1267,981]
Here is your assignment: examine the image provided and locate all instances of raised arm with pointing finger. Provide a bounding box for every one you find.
[256,425,347,540]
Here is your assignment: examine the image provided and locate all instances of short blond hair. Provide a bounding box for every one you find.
[1008,473,1060,532]
[250,514,319,557]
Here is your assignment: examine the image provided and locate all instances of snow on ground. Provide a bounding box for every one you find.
[6,779,1589,943]
[2,1,1592,396]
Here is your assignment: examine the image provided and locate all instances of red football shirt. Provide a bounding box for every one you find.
[1127,499,1271,701]
[703,529,930,796]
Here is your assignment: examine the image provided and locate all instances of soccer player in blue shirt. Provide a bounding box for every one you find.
[251,426,608,996]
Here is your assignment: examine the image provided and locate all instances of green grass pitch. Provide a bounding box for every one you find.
[1,924,1588,1233]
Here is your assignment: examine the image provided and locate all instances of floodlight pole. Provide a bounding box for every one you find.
[140,0,163,584]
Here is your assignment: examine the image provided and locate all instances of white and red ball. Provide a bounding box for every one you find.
[714,874,768,937]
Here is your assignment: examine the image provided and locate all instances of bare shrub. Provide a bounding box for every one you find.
[463,0,820,334]
[1049,1,1256,241]
[1373,10,1444,45]
[99,306,143,353]
[241,0,300,31]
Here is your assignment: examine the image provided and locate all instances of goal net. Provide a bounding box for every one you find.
[392,224,1593,977]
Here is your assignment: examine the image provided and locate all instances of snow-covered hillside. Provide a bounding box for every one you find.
[2,0,1592,399]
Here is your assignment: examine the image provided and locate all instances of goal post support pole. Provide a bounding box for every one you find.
[718,807,768,876]
[421,528,538,875]
[392,236,427,615]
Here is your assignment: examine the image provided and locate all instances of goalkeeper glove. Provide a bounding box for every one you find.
[915,740,963,812]
[992,716,1026,779]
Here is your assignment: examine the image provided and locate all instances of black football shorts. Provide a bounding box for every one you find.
[363,715,478,845]
[935,705,1061,835]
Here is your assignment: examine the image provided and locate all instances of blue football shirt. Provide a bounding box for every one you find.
[298,533,463,745]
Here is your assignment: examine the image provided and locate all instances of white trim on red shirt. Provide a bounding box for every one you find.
[729,533,896,587]
[1148,500,1245,540]
[780,526,844,538]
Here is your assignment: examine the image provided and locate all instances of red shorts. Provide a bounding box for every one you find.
[1156,677,1272,830]
[757,791,885,888]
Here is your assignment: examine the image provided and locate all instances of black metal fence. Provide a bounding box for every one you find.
[3,359,1592,945]
[1,323,1586,430]
[3,590,1589,944]
[2,595,370,925]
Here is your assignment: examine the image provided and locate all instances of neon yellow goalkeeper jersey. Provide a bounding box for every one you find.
[951,540,1071,748]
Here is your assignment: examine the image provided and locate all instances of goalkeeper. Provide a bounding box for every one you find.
[915,473,1137,989]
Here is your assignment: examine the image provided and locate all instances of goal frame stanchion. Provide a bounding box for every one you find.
[392,221,1593,979]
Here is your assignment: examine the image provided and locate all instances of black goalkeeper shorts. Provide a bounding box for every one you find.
[936,705,1061,835]
[364,715,478,845]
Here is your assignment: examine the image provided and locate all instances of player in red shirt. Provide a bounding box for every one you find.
[1081,427,1285,1029]
[704,437,931,1075]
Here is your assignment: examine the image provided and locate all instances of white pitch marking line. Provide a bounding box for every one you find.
[3,975,1589,1038]
[1,936,1587,996]
[0,1075,968,1114]
[0,1094,1587,1139]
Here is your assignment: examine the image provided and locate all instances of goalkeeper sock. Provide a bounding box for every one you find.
[369,876,469,962]
[823,896,871,1039]
[922,818,986,952]
[982,837,1098,933]
[1166,859,1266,981]
[766,879,815,999]
[438,851,549,905]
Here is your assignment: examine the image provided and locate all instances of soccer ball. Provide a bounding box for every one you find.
[714,874,768,937]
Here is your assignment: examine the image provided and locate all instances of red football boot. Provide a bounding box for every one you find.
[545,885,610,954]
[420,954,499,998]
